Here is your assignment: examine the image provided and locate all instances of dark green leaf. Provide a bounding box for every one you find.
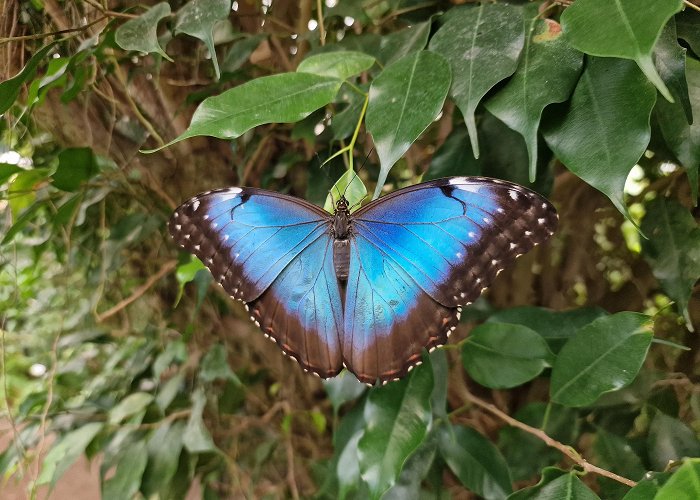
[102,440,148,500]
[156,371,185,412]
[155,73,342,150]
[141,421,186,497]
[0,41,58,113]
[427,126,481,179]
[656,57,700,203]
[383,430,438,500]
[486,8,583,181]
[199,344,240,384]
[37,422,103,487]
[648,413,700,471]
[366,50,450,199]
[560,0,683,101]
[358,357,434,498]
[429,4,524,158]
[542,57,656,218]
[677,10,700,57]
[593,427,646,481]
[183,388,217,453]
[0,163,22,185]
[378,21,431,65]
[654,19,692,122]
[175,0,231,79]
[298,51,375,80]
[461,323,553,389]
[429,348,448,418]
[221,34,266,73]
[527,472,600,499]
[52,147,99,192]
[655,459,700,500]
[622,479,661,500]
[115,2,173,61]
[438,424,512,499]
[641,197,700,327]
[550,312,653,407]
[487,306,607,353]
[506,467,568,500]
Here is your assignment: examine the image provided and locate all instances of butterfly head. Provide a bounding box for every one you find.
[335,196,350,214]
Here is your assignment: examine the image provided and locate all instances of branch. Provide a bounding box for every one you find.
[461,390,638,488]
[97,260,177,322]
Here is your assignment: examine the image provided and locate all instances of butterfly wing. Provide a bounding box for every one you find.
[342,177,558,384]
[169,188,344,378]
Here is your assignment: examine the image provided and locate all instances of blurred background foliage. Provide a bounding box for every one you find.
[1,0,700,498]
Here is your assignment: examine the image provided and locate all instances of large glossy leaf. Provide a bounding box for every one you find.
[175,0,231,79]
[155,73,342,150]
[102,440,148,500]
[366,50,450,199]
[383,431,438,500]
[542,57,656,218]
[654,19,692,122]
[648,413,700,471]
[487,306,607,353]
[438,424,512,499]
[429,4,524,158]
[0,41,58,113]
[560,0,683,102]
[461,323,553,389]
[358,358,434,498]
[37,422,103,486]
[297,51,375,80]
[655,459,700,500]
[115,2,173,61]
[524,472,600,500]
[486,9,583,181]
[656,57,700,203]
[641,197,700,328]
[550,312,653,407]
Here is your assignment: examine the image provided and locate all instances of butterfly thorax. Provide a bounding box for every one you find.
[332,197,352,282]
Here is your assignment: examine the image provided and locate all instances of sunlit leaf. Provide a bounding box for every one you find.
[324,168,367,213]
[560,0,683,101]
[366,50,450,199]
[115,2,173,61]
[550,312,652,407]
[655,459,700,500]
[542,57,656,219]
[430,3,524,158]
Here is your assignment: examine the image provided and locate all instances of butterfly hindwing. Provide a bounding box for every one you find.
[169,188,344,377]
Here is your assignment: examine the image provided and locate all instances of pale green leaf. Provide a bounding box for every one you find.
[175,0,232,79]
[115,2,173,61]
[297,51,375,80]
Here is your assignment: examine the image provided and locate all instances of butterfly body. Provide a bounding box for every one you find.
[169,177,557,384]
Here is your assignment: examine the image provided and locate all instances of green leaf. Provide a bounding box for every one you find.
[358,357,434,498]
[655,459,700,500]
[622,478,661,500]
[141,421,186,497]
[108,392,154,424]
[366,50,450,199]
[52,147,99,192]
[648,413,700,471]
[101,440,148,500]
[506,467,568,500]
[641,197,700,328]
[383,430,438,500]
[154,72,342,151]
[427,126,481,179]
[156,371,184,412]
[526,472,600,500]
[298,51,375,80]
[183,388,217,453]
[550,312,653,407]
[0,41,58,113]
[115,2,173,61]
[221,34,266,73]
[542,57,656,219]
[0,163,23,185]
[461,323,553,389]
[438,424,512,499]
[323,371,366,414]
[175,0,231,80]
[429,4,524,158]
[560,0,683,102]
[324,169,367,213]
[487,306,607,353]
[677,10,700,57]
[654,19,692,123]
[199,343,240,383]
[593,427,646,481]
[378,21,431,65]
[485,8,583,182]
[656,56,700,203]
[37,422,103,486]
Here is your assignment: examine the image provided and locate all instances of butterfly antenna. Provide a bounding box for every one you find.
[344,147,374,211]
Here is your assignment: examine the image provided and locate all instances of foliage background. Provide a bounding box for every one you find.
[1,0,700,498]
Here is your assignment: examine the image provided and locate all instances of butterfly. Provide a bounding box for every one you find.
[169,176,557,385]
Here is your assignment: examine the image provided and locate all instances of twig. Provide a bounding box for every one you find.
[82,0,138,19]
[461,390,638,488]
[97,260,177,322]
[684,1,700,13]
[0,16,107,43]
[316,0,326,46]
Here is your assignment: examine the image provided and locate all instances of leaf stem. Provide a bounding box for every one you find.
[322,93,369,171]
[459,390,638,488]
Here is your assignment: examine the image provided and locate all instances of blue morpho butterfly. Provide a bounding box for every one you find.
[169,177,557,385]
